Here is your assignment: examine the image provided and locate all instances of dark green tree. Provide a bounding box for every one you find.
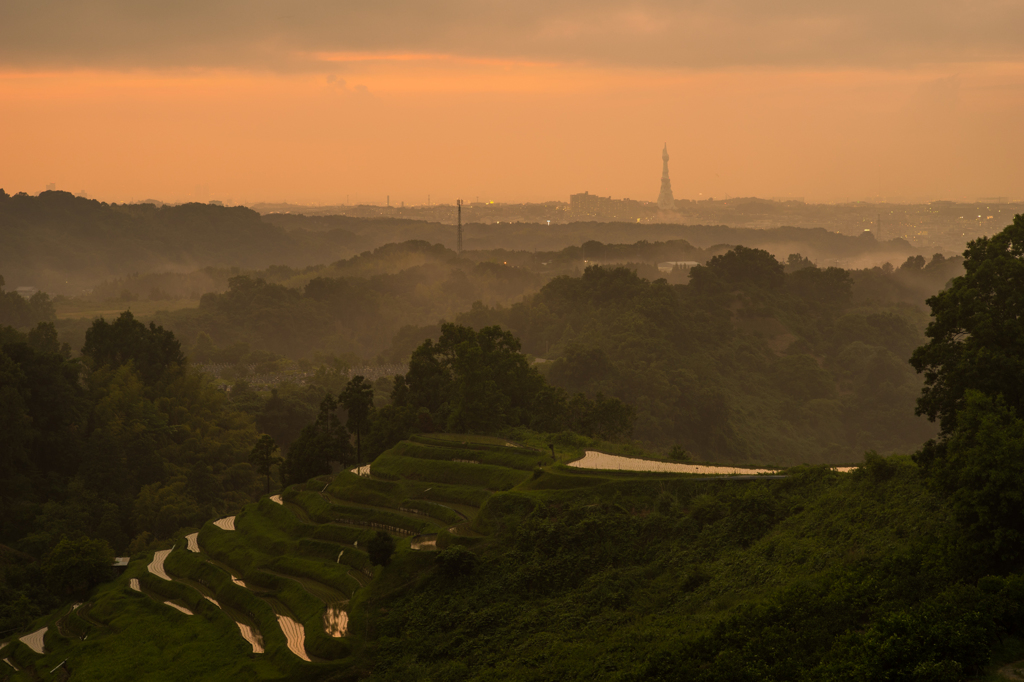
[406,323,545,434]
[42,535,115,597]
[909,217,1024,572]
[435,545,480,578]
[933,391,1024,572]
[691,245,785,291]
[340,376,374,463]
[249,434,282,496]
[911,216,1024,437]
[256,388,317,452]
[367,530,396,567]
[82,311,185,386]
[281,393,352,485]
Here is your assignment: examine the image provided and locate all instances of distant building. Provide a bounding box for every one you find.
[570,191,611,217]
[657,144,675,210]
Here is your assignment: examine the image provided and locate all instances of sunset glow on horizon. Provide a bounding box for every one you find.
[2,1,1022,206]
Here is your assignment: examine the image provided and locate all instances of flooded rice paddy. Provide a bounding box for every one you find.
[213,516,236,531]
[569,451,779,475]
[163,601,193,616]
[20,627,46,654]
[147,549,172,580]
[411,535,438,550]
[236,622,264,653]
[324,605,349,637]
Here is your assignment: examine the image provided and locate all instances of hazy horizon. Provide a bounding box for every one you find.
[2,1,1022,206]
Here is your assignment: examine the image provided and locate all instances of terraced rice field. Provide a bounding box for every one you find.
[163,601,193,616]
[8,433,802,679]
[411,535,438,550]
[265,598,310,662]
[213,516,236,530]
[148,549,172,580]
[20,627,46,654]
[569,451,780,475]
[324,606,348,637]
[236,622,265,653]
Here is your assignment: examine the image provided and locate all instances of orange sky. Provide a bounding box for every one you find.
[2,2,1022,205]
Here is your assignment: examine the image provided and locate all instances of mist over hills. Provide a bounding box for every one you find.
[6,184,1024,679]
[0,191,359,294]
[2,190,933,296]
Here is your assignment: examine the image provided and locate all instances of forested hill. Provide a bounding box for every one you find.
[4,190,930,297]
[0,191,360,294]
[447,251,953,465]
[266,212,924,264]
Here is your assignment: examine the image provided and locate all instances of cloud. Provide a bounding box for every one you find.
[1,0,1022,73]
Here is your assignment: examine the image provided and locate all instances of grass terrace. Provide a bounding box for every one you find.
[4,434,846,681]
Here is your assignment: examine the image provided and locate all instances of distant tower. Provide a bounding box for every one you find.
[457,199,463,254]
[657,144,675,210]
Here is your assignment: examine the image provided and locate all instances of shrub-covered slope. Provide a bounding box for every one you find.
[4,437,1021,682]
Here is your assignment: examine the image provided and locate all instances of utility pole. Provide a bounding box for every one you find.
[457,199,463,254]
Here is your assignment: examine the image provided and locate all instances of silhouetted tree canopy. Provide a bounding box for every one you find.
[82,311,185,386]
[912,215,1024,436]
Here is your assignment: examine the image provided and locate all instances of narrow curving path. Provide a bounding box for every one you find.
[20,627,46,654]
[213,516,236,531]
[148,549,173,580]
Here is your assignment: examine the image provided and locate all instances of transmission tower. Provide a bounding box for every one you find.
[457,199,463,254]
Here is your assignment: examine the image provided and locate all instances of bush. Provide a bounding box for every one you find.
[435,545,480,578]
[368,531,396,567]
[43,535,115,598]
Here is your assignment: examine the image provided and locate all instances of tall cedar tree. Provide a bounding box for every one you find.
[340,376,374,464]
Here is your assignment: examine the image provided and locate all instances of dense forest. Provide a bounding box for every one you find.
[6,193,1021,681]
[0,313,631,639]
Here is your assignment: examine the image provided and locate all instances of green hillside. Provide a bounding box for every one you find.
[5,433,1023,681]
